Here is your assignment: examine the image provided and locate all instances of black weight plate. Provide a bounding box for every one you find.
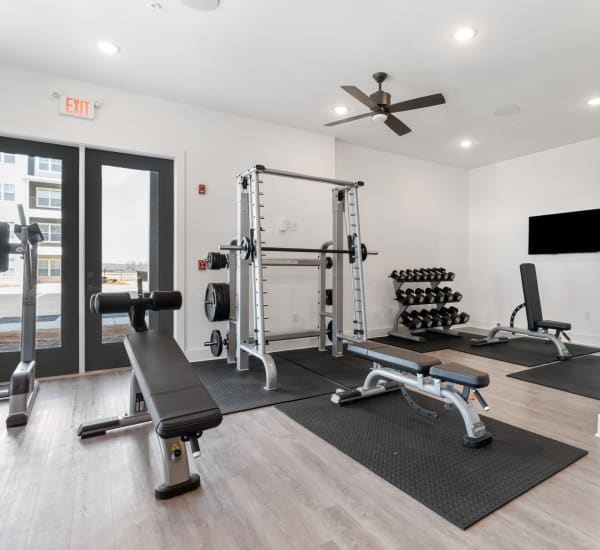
[210,329,223,356]
[0,222,10,273]
[205,283,230,322]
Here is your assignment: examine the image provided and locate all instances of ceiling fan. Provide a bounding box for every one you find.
[325,72,446,136]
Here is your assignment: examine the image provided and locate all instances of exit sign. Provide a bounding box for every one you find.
[58,95,95,120]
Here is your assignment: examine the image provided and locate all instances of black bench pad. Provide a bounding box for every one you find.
[347,342,441,374]
[430,363,490,388]
[536,320,571,331]
[125,331,222,439]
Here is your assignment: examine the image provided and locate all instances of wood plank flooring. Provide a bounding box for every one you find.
[1,347,600,549]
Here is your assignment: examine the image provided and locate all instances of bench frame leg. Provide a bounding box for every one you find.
[332,365,492,447]
[155,436,201,500]
[473,325,571,360]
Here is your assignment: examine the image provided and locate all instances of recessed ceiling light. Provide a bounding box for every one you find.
[181,0,220,10]
[454,27,477,42]
[97,41,120,55]
[334,105,348,116]
[588,97,600,107]
[460,139,472,149]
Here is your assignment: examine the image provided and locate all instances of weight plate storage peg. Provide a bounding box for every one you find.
[204,282,230,322]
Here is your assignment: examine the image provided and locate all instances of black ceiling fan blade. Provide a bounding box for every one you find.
[386,93,446,114]
[385,115,411,136]
[324,111,374,127]
[341,85,378,110]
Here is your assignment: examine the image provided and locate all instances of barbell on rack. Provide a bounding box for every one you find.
[219,236,377,262]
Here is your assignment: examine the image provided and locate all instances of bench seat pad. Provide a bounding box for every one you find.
[347,342,441,374]
[429,363,490,388]
[125,331,223,439]
[535,319,571,331]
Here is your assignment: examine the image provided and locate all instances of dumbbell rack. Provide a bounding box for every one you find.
[389,268,466,343]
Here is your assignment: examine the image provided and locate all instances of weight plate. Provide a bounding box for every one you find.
[327,320,333,342]
[204,282,230,322]
[209,329,223,356]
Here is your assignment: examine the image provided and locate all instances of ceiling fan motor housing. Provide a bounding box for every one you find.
[369,90,391,107]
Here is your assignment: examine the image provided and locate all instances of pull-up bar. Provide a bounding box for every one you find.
[240,165,364,188]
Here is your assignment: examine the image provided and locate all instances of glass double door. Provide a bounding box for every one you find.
[0,138,174,381]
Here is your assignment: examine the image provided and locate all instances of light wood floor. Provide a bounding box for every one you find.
[1,348,600,550]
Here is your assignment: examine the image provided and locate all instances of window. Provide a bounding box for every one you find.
[37,157,61,174]
[1,183,15,201]
[0,153,15,164]
[37,222,61,243]
[38,259,61,278]
[36,187,61,209]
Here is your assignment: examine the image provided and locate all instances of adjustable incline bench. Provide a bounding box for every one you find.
[332,341,492,447]
[471,263,572,360]
[78,291,223,499]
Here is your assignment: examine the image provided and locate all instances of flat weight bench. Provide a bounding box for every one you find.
[332,341,492,447]
[471,263,572,360]
[78,291,223,499]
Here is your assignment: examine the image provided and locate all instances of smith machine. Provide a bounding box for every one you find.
[204,165,376,390]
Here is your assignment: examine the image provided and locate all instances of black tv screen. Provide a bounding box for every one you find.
[529,208,600,254]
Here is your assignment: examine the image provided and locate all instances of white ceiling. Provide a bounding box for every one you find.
[1,0,599,168]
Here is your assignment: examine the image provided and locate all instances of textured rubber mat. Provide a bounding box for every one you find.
[280,346,372,388]
[373,331,472,353]
[508,354,600,399]
[375,332,600,367]
[276,392,587,529]
[192,356,338,415]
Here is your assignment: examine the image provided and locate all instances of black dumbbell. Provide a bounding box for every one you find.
[450,290,463,302]
[459,312,470,324]
[409,310,433,329]
[419,309,442,327]
[400,311,422,330]
[443,271,455,281]
[404,269,418,281]
[431,310,453,326]
[440,306,461,324]
[415,288,436,303]
[395,289,415,305]
[431,288,451,303]
[405,288,425,304]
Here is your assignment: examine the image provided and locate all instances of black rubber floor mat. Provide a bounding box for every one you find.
[372,331,473,353]
[508,354,600,399]
[280,347,372,388]
[375,332,600,367]
[192,356,338,414]
[276,392,587,529]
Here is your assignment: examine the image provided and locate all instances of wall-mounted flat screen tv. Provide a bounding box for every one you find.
[529,208,600,254]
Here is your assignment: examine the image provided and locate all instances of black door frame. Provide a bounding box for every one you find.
[0,136,79,381]
[84,149,174,371]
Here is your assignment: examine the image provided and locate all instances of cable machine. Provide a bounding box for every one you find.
[204,165,375,390]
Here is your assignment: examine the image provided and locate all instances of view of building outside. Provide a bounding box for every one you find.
[0,152,63,351]
[0,153,151,350]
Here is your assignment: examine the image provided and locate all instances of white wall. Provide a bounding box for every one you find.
[0,64,334,361]
[335,142,469,335]
[467,137,600,345]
